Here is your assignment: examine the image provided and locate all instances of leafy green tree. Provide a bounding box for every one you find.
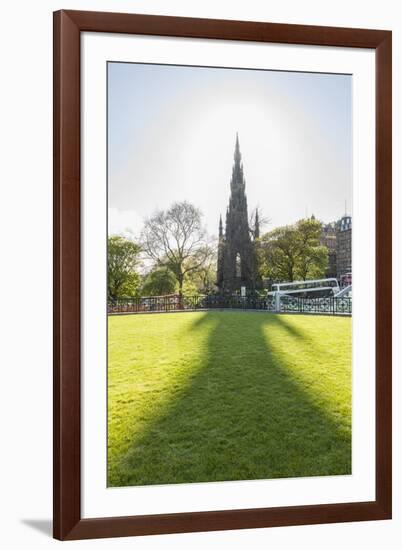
[119,271,141,297]
[182,277,200,297]
[108,235,141,300]
[188,264,216,293]
[181,244,217,294]
[295,219,328,280]
[259,218,328,282]
[141,267,178,296]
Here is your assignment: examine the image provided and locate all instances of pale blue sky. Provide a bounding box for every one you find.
[108,62,352,238]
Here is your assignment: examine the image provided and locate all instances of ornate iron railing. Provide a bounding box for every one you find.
[201,294,276,311]
[108,294,351,316]
[108,294,200,314]
[280,295,352,315]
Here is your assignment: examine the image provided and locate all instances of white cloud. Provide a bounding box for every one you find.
[108,207,143,239]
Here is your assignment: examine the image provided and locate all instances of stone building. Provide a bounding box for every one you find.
[336,215,352,278]
[320,222,337,278]
[216,135,262,293]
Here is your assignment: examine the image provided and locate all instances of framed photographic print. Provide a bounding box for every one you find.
[53,10,392,540]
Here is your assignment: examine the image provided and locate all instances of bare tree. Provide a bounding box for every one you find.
[249,207,270,239]
[141,201,212,296]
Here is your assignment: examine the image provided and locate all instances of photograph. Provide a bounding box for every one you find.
[107,61,353,488]
[0,0,395,545]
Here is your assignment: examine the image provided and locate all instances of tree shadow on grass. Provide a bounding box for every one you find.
[108,311,351,487]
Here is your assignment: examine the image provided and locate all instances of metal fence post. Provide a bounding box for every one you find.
[275,292,281,313]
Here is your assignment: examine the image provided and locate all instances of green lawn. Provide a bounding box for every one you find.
[108,311,351,487]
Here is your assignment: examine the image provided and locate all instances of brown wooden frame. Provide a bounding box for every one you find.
[53,10,392,540]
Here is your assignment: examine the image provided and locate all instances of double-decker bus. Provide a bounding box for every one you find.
[269,278,340,298]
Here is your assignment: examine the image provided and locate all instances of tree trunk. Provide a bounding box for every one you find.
[178,274,184,296]
[177,274,184,308]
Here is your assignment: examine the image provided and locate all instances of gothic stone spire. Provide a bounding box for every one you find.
[217,135,262,293]
[230,132,245,197]
[254,208,260,239]
[218,214,223,239]
[216,214,225,288]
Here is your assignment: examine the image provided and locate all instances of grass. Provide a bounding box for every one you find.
[108,311,351,487]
